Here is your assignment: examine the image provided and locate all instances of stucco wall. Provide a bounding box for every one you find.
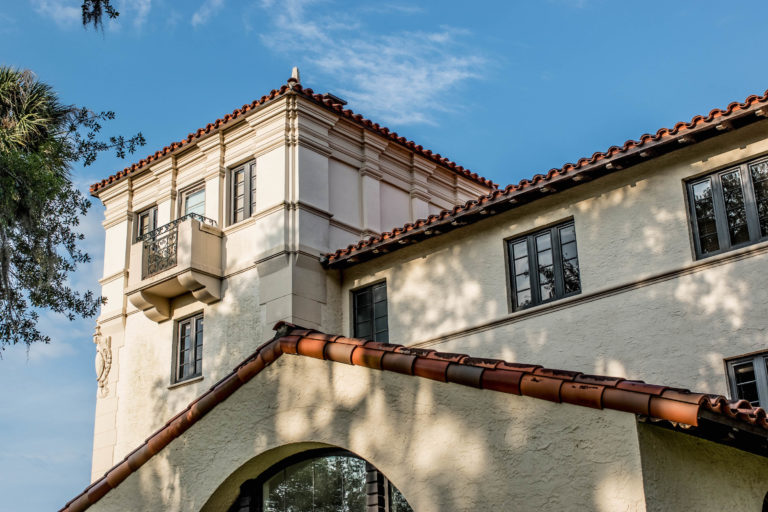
[88,355,648,512]
[340,121,768,396]
[637,423,768,511]
[90,92,491,478]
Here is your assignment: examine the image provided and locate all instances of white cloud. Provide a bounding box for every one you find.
[191,0,225,27]
[32,0,80,28]
[130,0,152,28]
[257,0,486,125]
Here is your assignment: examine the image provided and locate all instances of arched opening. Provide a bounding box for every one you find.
[227,448,413,512]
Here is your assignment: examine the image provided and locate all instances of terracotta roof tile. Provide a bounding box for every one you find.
[324,87,768,268]
[89,78,496,195]
[60,323,768,512]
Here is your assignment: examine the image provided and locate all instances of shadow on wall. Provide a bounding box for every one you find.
[365,149,768,396]
[120,352,650,512]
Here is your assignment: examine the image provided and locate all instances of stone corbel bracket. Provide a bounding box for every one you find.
[128,270,221,322]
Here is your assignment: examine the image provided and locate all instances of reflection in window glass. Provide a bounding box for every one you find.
[353,282,388,343]
[389,482,414,512]
[750,161,768,237]
[508,222,581,310]
[733,361,760,406]
[720,170,749,245]
[691,179,719,254]
[184,188,205,216]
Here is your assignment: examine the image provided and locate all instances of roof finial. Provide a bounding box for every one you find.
[290,66,300,83]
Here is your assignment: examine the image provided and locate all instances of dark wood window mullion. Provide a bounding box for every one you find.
[741,164,763,242]
[527,235,541,306]
[710,175,731,253]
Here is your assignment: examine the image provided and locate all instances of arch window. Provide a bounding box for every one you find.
[229,449,413,512]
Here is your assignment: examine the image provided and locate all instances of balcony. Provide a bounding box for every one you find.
[127,214,223,322]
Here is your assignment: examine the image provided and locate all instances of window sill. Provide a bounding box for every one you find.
[168,375,203,390]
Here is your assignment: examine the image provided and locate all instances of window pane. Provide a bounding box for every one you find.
[535,233,551,251]
[559,224,576,244]
[355,290,371,308]
[514,256,528,275]
[691,179,719,254]
[562,259,581,293]
[356,321,371,339]
[262,455,368,512]
[373,301,387,319]
[372,283,387,303]
[512,240,527,259]
[516,289,532,308]
[561,241,577,261]
[374,316,388,332]
[539,270,555,300]
[720,170,750,245]
[750,161,768,237]
[537,249,553,267]
[515,273,530,290]
[184,188,205,216]
[733,361,760,406]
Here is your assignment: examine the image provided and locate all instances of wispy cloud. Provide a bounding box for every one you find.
[257,0,486,125]
[32,0,80,28]
[191,0,225,27]
[106,0,152,31]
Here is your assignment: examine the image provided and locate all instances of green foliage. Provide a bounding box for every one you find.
[81,0,119,31]
[0,67,144,349]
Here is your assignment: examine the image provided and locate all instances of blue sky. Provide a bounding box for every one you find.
[2,0,768,510]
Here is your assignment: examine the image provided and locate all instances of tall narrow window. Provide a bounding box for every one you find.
[687,157,768,258]
[353,282,388,342]
[183,186,206,217]
[136,206,157,239]
[727,353,768,408]
[507,221,581,311]
[175,313,203,383]
[231,161,257,225]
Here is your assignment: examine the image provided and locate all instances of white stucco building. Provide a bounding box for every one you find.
[64,71,768,512]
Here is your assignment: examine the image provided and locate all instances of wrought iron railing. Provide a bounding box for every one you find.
[139,214,217,278]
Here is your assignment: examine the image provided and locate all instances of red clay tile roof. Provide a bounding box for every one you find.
[324,88,768,268]
[89,76,496,196]
[60,323,768,512]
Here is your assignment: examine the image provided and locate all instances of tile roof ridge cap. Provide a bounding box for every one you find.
[90,77,497,195]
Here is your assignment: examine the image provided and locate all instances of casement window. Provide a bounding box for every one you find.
[727,353,768,408]
[352,282,388,342]
[230,161,257,225]
[175,313,203,383]
[507,221,581,310]
[182,186,206,217]
[687,157,768,258]
[135,206,157,239]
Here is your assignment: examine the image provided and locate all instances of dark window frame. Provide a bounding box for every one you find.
[506,220,581,311]
[687,156,768,259]
[230,160,257,225]
[227,448,413,512]
[352,281,389,343]
[726,352,768,408]
[134,205,157,241]
[179,183,206,218]
[173,312,204,384]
